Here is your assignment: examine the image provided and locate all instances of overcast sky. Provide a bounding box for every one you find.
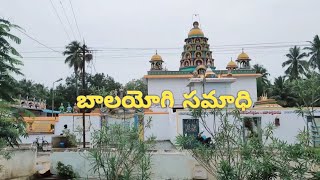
[1,0,320,87]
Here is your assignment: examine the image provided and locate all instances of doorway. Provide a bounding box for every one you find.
[183,119,199,137]
[242,117,262,143]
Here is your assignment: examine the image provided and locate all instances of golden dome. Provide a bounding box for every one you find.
[150,52,163,61]
[226,60,238,69]
[188,21,204,38]
[205,67,216,78]
[237,51,250,61]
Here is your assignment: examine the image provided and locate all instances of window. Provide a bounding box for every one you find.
[275,117,280,127]
[183,119,199,137]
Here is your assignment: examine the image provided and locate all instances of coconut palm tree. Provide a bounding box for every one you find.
[63,41,82,96]
[253,64,270,97]
[271,76,297,107]
[305,35,320,71]
[253,64,270,85]
[0,18,23,101]
[282,46,308,80]
[63,41,92,97]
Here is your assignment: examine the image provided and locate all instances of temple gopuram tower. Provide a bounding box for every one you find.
[179,21,215,71]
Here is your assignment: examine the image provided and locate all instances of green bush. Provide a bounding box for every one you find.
[56,161,78,179]
[176,109,320,180]
[88,121,155,180]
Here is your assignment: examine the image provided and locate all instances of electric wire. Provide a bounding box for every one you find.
[29,41,310,50]
[15,28,62,54]
[49,0,72,42]
[60,0,77,40]
[17,40,311,60]
[68,0,82,40]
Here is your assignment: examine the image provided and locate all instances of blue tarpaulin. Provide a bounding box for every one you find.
[42,109,60,114]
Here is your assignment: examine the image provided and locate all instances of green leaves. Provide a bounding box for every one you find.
[56,161,78,179]
[88,123,154,180]
[305,35,320,71]
[0,101,28,149]
[0,18,23,102]
[176,109,320,180]
[217,160,239,180]
[253,64,271,97]
[124,78,148,97]
[283,46,308,80]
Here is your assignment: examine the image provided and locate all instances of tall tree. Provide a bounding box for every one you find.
[253,64,270,97]
[0,101,29,147]
[282,46,308,80]
[305,35,320,71]
[0,18,23,101]
[46,73,121,109]
[15,79,49,100]
[87,73,121,94]
[0,19,29,152]
[271,76,296,107]
[63,41,82,96]
[124,78,148,96]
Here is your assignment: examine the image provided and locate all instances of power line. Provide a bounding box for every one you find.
[90,43,309,51]
[69,0,82,40]
[20,50,291,60]
[17,45,303,58]
[49,0,72,42]
[211,41,308,47]
[90,40,309,49]
[20,50,63,53]
[60,0,77,40]
[92,50,97,74]
[27,40,310,50]
[15,28,62,54]
[17,41,311,57]
[22,57,63,59]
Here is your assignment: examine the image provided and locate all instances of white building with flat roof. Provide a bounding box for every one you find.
[142,21,318,146]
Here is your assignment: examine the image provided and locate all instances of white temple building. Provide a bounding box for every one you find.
[20,21,320,148]
[142,21,320,146]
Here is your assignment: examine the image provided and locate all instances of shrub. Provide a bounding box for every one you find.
[56,161,78,179]
[176,109,320,180]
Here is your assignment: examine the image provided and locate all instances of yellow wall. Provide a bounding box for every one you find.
[24,117,58,134]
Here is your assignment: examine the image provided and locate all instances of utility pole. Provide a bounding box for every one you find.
[52,78,63,117]
[82,44,86,148]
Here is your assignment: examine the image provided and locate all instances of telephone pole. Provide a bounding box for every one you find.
[82,44,86,148]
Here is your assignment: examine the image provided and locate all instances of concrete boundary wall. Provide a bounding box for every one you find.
[50,151,211,179]
[0,148,37,179]
[144,114,171,141]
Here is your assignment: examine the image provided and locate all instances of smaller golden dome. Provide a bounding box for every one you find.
[205,67,216,78]
[237,50,250,61]
[226,60,238,69]
[150,51,163,61]
[188,21,204,38]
